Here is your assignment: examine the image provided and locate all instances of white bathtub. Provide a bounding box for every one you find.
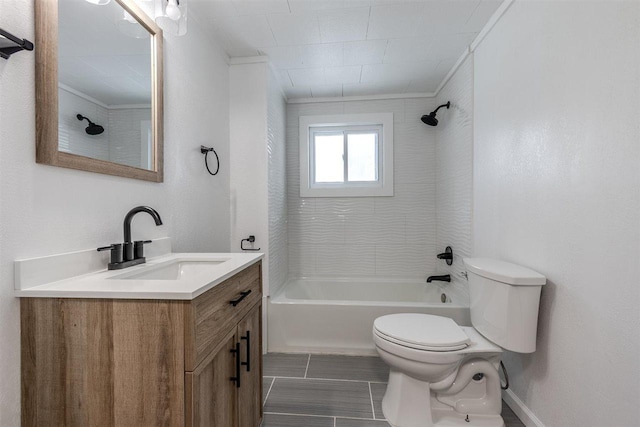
[267,277,471,355]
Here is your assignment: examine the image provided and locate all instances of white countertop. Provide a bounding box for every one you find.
[14,252,264,300]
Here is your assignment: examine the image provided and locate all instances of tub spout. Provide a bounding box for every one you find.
[427,274,451,283]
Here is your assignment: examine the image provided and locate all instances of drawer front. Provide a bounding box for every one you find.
[185,261,261,370]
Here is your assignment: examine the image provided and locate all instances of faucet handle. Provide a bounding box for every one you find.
[97,243,123,264]
[134,240,153,260]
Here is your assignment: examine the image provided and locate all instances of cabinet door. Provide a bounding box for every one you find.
[237,304,263,427]
[186,332,238,427]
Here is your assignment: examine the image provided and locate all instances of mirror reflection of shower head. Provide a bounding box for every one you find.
[76,114,105,135]
[421,101,451,126]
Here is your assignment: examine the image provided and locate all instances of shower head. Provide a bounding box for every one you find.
[421,101,451,126]
[76,114,105,135]
[421,113,439,126]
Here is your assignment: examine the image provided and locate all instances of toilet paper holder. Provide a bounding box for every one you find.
[241,235,261,251]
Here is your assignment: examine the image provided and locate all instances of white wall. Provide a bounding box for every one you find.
[435,56,474,298]
[229,60,270,294]
[471,1,639,425]
[286,98,438,279]
[267,69,288,296]
[0,4,230,425]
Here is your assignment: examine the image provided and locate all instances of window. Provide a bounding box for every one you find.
[300,113,393,197]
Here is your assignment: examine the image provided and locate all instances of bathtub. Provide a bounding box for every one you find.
[267,277,471,355]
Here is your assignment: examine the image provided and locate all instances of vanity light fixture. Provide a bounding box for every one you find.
[155,0,188,36]
[164,0,181,20]
[85,0,111,5]
[116,9,149,39]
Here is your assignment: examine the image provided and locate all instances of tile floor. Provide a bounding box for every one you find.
[262,353,525,427]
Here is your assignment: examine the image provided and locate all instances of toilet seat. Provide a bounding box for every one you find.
[373,314,470,352]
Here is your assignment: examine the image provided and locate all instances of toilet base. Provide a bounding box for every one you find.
[432,411,505,427]
[382,369,433,427]
[381,368,505,427]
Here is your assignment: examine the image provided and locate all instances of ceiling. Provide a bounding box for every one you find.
[191,0,503,99]
[58,0,152,106]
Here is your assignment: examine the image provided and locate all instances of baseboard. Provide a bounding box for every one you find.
[503,389,545,427]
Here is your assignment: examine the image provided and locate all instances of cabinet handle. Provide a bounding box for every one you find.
[229,289,252,307]
[241,330,251,372]
[230,342,241,388]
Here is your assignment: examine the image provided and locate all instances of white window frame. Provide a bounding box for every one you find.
[300,113,394,197]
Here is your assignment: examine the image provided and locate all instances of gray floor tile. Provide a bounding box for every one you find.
[502,401,525,427]
[369,382,387,420]
[263,377,274,402]
[264,378,374,419]
[261,413,334,427]
[264,353,309,378]
[336,418,391,427]
[306,355,389,382]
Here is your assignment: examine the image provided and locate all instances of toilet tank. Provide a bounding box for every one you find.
[464,258,546,353]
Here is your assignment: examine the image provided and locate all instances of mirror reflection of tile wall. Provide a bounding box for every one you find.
[58,87,151,169]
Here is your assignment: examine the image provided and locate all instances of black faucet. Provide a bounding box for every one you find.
[123,206,163,260]
[98,206,163,270]
[427,274,451,283]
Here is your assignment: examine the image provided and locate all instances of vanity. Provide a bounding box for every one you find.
[16,249,264,427]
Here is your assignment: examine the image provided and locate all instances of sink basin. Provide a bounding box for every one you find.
[111,259,229,280]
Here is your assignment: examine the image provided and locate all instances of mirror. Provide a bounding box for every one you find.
[35,0,163,182]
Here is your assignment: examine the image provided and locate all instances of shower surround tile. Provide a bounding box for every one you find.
[309,214,347,245]
[315,244,375,276]
[372,214,407,245]
[435,56,473,298]
[344,215,377,246]
[315,198,375,216]
[288,244,317,276]
[268,70,288,296]
[375,244,436,278]
[287,97,438,280]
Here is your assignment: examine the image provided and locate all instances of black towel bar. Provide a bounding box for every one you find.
[0,27,34,60]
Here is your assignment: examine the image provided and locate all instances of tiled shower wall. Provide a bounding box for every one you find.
[286,98,438,279]
[59,88,110,161]
[435,56,474,297]
[108,108,152,169]
[267,71,288,296]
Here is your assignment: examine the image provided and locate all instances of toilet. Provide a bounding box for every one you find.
[373,258,546,427]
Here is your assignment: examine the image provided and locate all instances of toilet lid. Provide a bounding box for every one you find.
[374,314,470,351]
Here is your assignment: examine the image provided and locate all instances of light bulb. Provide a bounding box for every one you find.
[85,0,111,4]
[165,0,181,21]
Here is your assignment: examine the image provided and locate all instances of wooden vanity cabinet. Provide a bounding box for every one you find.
[237,306,263,427]
[185,304,262,427]
[21,261,263,427]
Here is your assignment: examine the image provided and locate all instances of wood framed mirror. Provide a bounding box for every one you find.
[35,0,163,182]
